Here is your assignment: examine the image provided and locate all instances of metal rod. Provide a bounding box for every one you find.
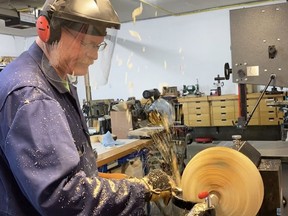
[84,72,92,127]
[244,74,276,127]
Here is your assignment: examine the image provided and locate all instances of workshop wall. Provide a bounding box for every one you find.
[0,35,25,57]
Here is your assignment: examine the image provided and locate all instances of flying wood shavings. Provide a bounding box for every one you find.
[127,63,133,69]
[128,81,134,89]
[129,30,142,41]
[132,2,143,23]
[127,55,133,69]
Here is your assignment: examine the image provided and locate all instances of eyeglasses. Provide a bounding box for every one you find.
[80,41,107,52]
[65,28,107,52]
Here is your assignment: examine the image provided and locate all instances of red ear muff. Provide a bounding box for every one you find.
[36,15,51,43]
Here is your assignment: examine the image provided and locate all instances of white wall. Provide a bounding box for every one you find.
[85,9,233,102]
[0,35,26,57]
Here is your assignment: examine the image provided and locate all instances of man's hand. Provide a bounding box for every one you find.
[142,169,175,205]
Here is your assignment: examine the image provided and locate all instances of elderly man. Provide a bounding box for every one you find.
[0,0,173,215]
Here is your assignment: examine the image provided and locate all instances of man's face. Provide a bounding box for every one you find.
[57,28,105,77]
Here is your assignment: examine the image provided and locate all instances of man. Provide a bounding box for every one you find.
[0,0,173,215]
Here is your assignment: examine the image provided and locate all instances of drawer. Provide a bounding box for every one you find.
[259,101,277,112]
[260,105,277,112]
[211,100,235,107]
[212,106,235,114]
[260,110,277,118]
[188,119,211,127]
[187,113,210,121]
[260,117,279,125]
[185,109,209,115]
[262,96,284,102]
[187,102,210,109]
[212,112,236,120]
[182,102,209,113]
[188,106,210,114]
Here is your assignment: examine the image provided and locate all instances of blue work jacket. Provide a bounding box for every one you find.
[0,42,146,216]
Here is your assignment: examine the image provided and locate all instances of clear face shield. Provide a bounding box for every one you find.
[41,18,117,86]
[88,28,118,87]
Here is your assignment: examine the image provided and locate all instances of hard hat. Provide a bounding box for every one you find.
[37,0,120,44]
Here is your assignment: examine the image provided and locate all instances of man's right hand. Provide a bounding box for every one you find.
[142,169,175,205]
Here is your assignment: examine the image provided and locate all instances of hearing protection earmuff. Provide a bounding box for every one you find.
[36,12,61,44]
[36,0,121,43]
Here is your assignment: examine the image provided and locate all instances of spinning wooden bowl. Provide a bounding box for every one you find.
[181,146,264,216]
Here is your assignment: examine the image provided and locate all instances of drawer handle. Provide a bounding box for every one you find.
[221,113,226,115]
[196,107,201,109]
[221,106,226,108]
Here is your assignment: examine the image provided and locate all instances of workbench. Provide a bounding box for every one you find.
[91,139,153,170]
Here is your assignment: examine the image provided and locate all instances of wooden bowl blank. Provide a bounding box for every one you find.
[181,146,264,216]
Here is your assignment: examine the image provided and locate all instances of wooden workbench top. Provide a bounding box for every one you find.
[92,139,153,167]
